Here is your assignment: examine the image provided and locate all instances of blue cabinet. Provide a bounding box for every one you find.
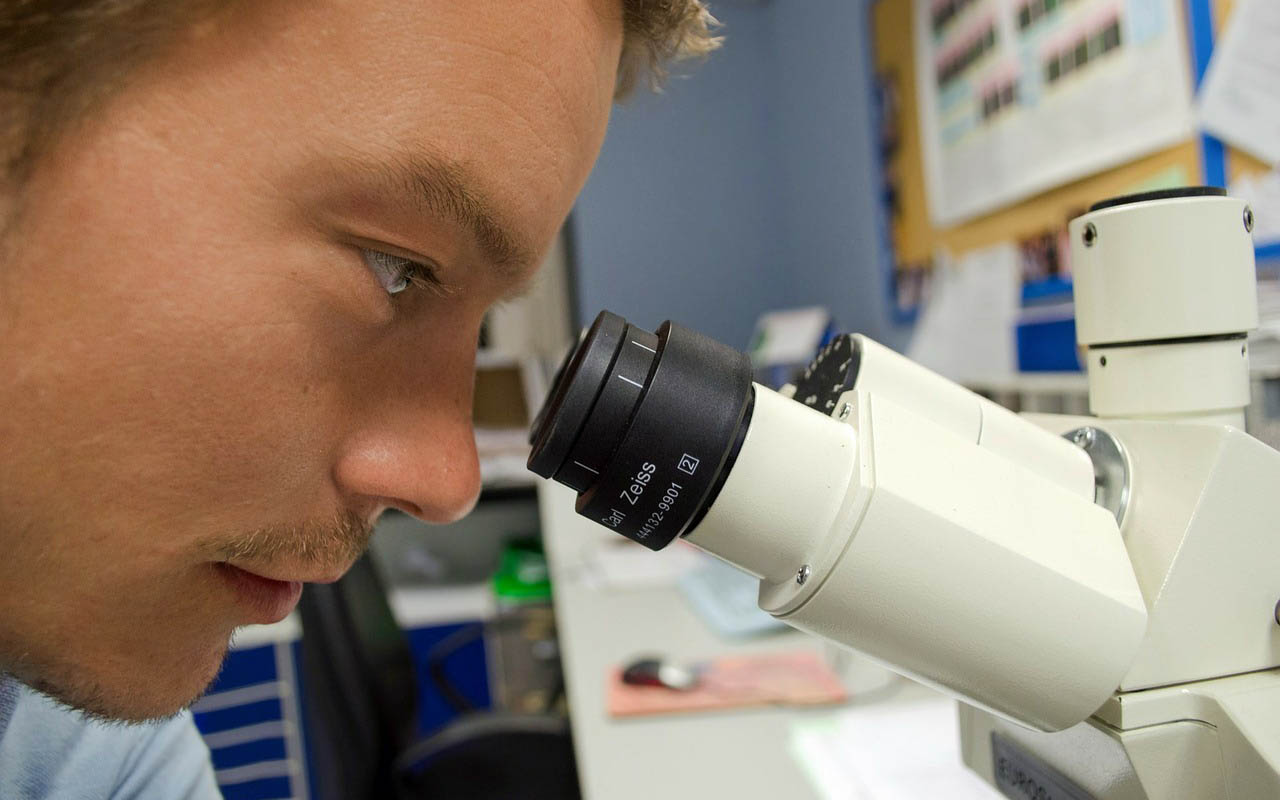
[192,641,308,800]
[193,621,490,800]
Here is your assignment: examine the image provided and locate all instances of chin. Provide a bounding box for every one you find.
[27,633,233,724]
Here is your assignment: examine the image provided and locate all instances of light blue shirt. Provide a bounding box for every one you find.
[0,676,222,799]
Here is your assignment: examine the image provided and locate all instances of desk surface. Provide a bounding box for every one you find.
[539,481,835,800]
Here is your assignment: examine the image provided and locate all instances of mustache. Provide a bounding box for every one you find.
[202,509,375,570]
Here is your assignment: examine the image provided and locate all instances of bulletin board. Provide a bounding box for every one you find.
[871,0,1267,284]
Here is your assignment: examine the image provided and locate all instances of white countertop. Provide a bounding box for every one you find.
[538,480,835,800]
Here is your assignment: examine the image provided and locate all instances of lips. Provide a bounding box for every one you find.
[214,563,304,625]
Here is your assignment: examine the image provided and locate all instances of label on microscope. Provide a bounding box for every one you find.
[992,734,1096,800]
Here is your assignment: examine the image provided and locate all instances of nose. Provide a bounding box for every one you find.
[333,333,482,525]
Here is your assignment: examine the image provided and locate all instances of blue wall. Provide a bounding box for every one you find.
[769,0,910,351]
[571,3,786,348]
[571,0,910,350]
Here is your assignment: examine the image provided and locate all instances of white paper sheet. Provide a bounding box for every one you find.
[1229,168,1280,247]
[578,538,705,590]
[1247,275,1280,374]
[907,243,1020,383]
[1197,0,1280,167]
[789,693,1003,800]
[915,0,1195,227]
[750,307,833,366]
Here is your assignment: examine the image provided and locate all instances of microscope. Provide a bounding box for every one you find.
[528,188,1280,799]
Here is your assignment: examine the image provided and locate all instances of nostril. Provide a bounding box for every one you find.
[382,500,423,521]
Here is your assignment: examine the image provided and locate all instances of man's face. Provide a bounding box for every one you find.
[0,0,621,720]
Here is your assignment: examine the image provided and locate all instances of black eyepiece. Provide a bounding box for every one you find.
[528,311,754,550]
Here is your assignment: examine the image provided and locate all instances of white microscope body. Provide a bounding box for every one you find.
[531,189,1279,798]
[682,191,1280,799]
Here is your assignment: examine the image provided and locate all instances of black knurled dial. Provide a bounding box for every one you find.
[792,334,860,415]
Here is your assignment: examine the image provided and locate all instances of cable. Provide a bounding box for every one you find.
[425,623,486,714]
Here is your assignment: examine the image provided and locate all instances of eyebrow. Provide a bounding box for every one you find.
[342,151,540,278]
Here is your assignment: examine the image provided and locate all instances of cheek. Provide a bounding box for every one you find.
[106,265,376,508]
[5,230,379,537]
[340,299,483,417]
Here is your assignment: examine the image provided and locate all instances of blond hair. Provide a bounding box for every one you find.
[619,0,722,96]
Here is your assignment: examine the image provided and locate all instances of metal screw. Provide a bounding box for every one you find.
[1274,599,1279,628]
[1100,355,1107,367]
[796,565,811,586]
[1072,427,1096,449]
[1245,205,1255,234]
[1243,343,1248,357]
[838,402,852,421]
[1083,222,1098,247]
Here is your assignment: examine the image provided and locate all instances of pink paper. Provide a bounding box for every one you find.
[607,650,848,717]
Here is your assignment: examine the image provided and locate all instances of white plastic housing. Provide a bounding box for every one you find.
[687,342,1148,732]
[1070,194,1256,346]
[782,393,1146,731]
[1069,194,1258,422]
[683,386,857,585]
[845,337,1094,498]
[1084,338,1251,423]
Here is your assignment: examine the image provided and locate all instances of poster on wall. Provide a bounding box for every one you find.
[915,0,1194,227]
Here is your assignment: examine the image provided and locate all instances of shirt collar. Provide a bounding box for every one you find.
[0,675,19,744]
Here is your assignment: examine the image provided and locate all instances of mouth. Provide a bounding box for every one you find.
[213,563,306,625]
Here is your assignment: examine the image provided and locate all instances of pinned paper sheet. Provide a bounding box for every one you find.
[1229,169,1280,247]
[1198,0,1280,166]
[907,244,1020,383]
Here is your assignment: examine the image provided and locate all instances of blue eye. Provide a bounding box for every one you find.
[361,249,432,295]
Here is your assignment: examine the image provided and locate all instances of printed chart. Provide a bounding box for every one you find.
[915,0,1194,226]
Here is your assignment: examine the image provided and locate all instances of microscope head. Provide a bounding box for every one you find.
[526,188,1268,733]
[529,310,1146,732]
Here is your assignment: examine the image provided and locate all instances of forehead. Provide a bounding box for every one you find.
[176,0,623,246]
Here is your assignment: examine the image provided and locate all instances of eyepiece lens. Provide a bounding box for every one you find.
[527,311,754,550]
[527,311,627,480]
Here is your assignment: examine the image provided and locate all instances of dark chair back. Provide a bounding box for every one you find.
[297,554,418,800]
[298,551,581,800]
[397,713,581,799]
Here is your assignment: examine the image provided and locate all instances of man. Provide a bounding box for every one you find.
[0,0,716,795]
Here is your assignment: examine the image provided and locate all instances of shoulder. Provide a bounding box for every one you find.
[0,682,221,800]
